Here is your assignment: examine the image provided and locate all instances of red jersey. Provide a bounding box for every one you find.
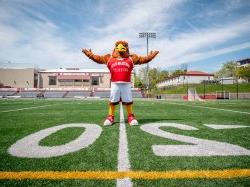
[107,57,134,83]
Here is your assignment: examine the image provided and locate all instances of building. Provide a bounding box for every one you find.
[157,71,214,88]
[0,63,38,88]
[237,58,250,67]
[237,58,250,83]
[38,68,112,90]
[38,68,134,89]
[0,63,135,89]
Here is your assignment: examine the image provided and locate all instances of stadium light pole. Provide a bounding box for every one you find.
[139,32,156,97]
[221,78,224,94]
[236,62,239,100]
[203,80,206,99]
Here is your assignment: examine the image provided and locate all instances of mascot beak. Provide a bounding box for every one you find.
[116,43,127,52]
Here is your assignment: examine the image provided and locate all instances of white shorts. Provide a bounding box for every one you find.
[110,83,133,104]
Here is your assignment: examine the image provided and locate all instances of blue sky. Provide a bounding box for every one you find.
[0,0,249,73]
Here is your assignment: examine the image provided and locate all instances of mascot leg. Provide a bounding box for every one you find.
[126,104,133,115]
[104,103,116,126]
[108,103,115,116]
[125,104,138,126]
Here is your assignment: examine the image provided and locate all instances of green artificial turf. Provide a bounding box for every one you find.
[128,100,250,171]
[0,99,250,186]
[0,100,119,172]
[133,178,250,187]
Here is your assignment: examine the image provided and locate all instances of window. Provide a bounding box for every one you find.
[49,76,57,85]
[91,77,99,85]
[100,77,103,83]
[58,79,73,86]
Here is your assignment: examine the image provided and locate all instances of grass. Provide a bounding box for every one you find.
[0,98,250,186]
[157,83,250,94]
[133,178,250,187]
[128,100,250,171]
[0,100,118,186]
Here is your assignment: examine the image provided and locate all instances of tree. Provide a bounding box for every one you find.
[134,67,169,90]
[159,70,169,82]
[148,68,159,89]
[134,70,145,89]
[215,61,237,78]
[134,68,147,89]
[171,69,186,77]
[237,65,250,82]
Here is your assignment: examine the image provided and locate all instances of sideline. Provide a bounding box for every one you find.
[0,169,250,180]
[165,101,250,115]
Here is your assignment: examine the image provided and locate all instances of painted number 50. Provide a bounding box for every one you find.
[8,123,250,158]
[140,123,250,156]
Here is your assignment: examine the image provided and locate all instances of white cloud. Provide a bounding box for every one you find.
[0,0,249,72]
[175,42,250,64]
[98,0,180,33]
[0,1,86,68]
[150,17,250,68]
[0,25,21,45]
[81,0,184,59]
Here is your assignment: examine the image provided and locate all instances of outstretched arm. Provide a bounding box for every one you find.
[131,51,159,65]
[82,48,111,64]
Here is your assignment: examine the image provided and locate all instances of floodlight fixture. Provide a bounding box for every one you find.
[138,32,157,93]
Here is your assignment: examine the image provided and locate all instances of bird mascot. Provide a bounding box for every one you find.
[82,41,159,126]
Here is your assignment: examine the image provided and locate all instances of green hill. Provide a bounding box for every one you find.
[156,83,250,94]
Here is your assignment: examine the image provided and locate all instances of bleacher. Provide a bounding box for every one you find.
[65,91,90,98]
[132,90,143,98]
[93,90,143,98]
[0,89,144,98]
[43,91,66,98]
[16,91,41,98]
[0,91,16,97]
[94,91,110,98]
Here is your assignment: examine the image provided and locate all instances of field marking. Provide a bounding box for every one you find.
[117,104,132,187]
[8,123,102,158]
[0,104,59,113]
[204,124,249,129]
[1,169,250,180]
[0,102,74,113]
[166,102,250,115]
[0,101,36,105]
[141,123,250,156]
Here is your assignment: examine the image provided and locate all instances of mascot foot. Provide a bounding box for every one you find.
[128,114,138,126]
[104,115,114,126]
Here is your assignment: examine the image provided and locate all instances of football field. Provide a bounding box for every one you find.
[0,99,250,186]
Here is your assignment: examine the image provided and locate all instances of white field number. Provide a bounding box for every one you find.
[8,123,250,158]
[140,123,250,156]
[8,123,102,158]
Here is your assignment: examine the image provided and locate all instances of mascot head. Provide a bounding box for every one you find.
[112,40,130,58]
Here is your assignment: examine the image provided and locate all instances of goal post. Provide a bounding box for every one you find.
[216,91,230,99]
[188,88,203,101]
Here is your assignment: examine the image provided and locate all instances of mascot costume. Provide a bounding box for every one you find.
[82,41,159,126]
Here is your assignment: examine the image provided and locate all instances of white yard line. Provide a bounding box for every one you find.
[0,104,59,113]
[116,104,133,187]
[0,101,36,105]
[167,102,250,115]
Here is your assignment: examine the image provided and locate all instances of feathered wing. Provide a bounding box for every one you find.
[82,49,111,64]
[130,51,159,65]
